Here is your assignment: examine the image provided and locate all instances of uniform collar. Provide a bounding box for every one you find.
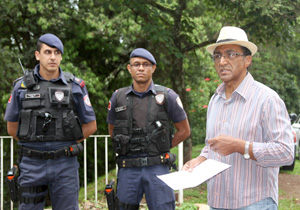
[215,72,254,101]
[125,81,156,96]
[34,64,68,85]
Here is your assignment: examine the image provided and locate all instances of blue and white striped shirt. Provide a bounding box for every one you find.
[200,72,294,209]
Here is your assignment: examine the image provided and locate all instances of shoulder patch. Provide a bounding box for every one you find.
[74,77,86,89]
[176,97,183,109]
[84,94,91,106]
[8,94,12,103]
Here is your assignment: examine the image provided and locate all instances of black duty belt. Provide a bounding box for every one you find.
[19,143,83,160]
[117,154,167,168]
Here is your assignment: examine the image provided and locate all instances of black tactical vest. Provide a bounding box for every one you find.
[17,72,84,142]
[112,85,172,156]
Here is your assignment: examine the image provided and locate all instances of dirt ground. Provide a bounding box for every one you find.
[278,173,300,203]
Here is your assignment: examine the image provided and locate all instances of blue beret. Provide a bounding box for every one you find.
[38,33,64,54]
[130,48,156,65]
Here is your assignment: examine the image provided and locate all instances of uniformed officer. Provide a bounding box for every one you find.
[107,48,190,210]
[4,33,97,210]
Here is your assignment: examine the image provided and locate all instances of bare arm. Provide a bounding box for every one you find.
[171,118,190,148]
[77,120,97,143]
[108,124,114,138]
[7,121,19,141]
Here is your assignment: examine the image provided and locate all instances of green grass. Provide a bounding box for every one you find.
[279,159,300,210]
[79,144,300,209]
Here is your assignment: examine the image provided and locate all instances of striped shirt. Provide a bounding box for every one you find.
[200,72,294,209]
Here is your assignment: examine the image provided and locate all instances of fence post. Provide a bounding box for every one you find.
[178,142,183,204]
[94,137,98,202]
[84,139,87,201]
[1,138,3,210]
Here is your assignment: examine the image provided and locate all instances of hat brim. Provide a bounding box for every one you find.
[206,41,257,56]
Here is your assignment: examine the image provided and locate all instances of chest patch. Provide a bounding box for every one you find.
[55,90,64,102]
[115,105,127,112]
[155,93,165,105]
[25,93,41,99]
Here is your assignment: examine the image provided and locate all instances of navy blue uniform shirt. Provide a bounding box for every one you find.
[107,81,187,125]
[4,64,96,150]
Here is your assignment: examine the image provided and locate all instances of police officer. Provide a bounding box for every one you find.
[107,48,190,210]
[4,33,97,210]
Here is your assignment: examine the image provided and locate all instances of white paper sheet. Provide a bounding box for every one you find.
[157,159,231,190]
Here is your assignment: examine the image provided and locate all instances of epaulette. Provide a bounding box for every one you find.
[63,72,74,82]
[13,77,23,87]
[73,76,86,89]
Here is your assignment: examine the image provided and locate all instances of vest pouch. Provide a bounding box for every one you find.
[149,129,170,155]
[63,111,84,140]
[157,112,168,121]
[22,93,45,109]
[113,134,130,155]
[17,110,32,140]
[35,112,56,140]
[113,120,129,135]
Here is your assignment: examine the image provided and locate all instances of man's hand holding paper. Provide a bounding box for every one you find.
[157,159,231,190]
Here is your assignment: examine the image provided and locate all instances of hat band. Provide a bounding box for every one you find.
[216,39,238,43]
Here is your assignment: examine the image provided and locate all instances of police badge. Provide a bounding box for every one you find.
[55,90,64,102]
[155,93,165,105]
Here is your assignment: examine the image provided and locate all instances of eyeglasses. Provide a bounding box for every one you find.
[130,63,152,69]
[212,52,245,62]
[42,112,52,133]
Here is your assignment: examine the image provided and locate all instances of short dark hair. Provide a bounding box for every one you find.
[37,40,43,52]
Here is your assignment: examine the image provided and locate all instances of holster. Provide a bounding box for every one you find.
[7,165,49,204]
[105,180,119,210]
[6,165,19,202]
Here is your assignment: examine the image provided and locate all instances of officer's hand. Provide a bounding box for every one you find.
[182,156,206,172]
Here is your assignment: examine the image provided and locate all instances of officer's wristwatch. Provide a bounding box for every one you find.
[243,141,250,160]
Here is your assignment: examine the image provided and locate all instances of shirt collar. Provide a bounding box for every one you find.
[215,72,254,101]
[125,81,156,96]
[34,64,68,85]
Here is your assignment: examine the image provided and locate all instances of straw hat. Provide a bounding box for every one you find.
[206,26,257,56]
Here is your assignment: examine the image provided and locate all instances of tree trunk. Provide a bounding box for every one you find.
[170,56,192,163]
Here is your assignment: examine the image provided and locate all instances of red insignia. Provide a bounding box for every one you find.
[80,80,85,88]
[84,95,91,106]
[108,101,111,110]
[8,94,12,103]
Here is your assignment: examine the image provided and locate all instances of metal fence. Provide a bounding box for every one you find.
[0,135,183,209]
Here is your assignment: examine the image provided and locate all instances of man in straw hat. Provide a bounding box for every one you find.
[183,26,294,209]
